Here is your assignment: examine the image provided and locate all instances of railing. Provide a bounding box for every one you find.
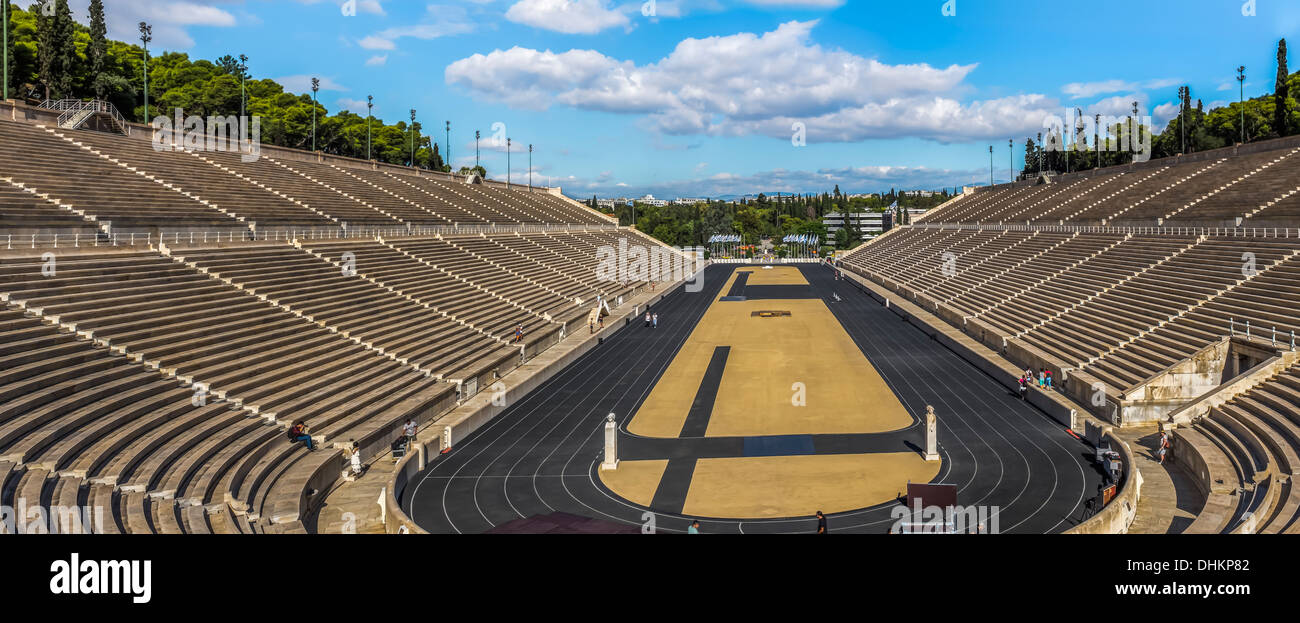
[906,222,1300,238]
[1229,318,1299,350]
[3,222,622,250]
[38,99,130,135]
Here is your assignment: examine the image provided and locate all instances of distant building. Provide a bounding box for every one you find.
[638,194,668,207]
[596,199,616,211]
[671,197,706,205]
[823,211,894,245]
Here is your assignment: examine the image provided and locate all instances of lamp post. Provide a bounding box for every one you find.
[409,109,416,167]
[1131,100,1139,158]
[239,54,248,117]
[1094,114,1101,167]
[139,22,152,123]
[366,95,373,161]
[475,130,480,170]
[528,143,533,190]
[1036,132,1043,176]
[988,145,993,186]
[444,121,450,171]
[1178,86,1189,154]
[3,0,9,102]
[507,138,512,189]
[311,77,319,152]
[1237,66,1247,144]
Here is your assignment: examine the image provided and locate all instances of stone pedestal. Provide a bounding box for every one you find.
[924,406,940,461]
[601,413,619,471]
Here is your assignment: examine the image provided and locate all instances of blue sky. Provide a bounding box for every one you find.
[34,0,1300,199]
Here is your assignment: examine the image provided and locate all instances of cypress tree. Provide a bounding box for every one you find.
[1275,39,1291,137]
[88,0,107,99]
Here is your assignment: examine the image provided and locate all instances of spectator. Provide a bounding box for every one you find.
[815,510,828,534]
[1017,375,1028,400]
[512,324,523,343]
[1045,369,1053,390]
[688,520,701,534]
[403,418,417,449]
[1037,369,1046,388]
[347,440,364,477]
[652,313,659,329]
[288,421,313,451]
[645,311,652,328]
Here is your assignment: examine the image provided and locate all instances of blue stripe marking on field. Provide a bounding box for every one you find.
[743,435,816,457]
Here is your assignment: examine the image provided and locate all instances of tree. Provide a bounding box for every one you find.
[87,0,107,99]
[1276,38,1291,138]
[3,0,15,97]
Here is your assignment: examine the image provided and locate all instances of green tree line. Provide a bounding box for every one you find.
[1,0,474,172]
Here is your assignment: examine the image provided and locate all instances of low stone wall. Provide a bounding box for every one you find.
[1065,429,1143,534]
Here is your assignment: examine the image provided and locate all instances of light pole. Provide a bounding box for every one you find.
[444,121,450,171]
[1237,66,1247,144]
[3,0,9,101]
[1036,132,1043,176]
[239,54,248,117]
[507,138,512,188]
[1009,138,1013,181]
[475,130,480,171]
[988,145,993,186]
[139,22,152,122]
[1094,114,1101,167]
[409,109,416,167]
[528,143,533,190]
[1130,100,1139,156]
[366,95,373,161]
[311,77,319,152]
[1178,86,1188,154]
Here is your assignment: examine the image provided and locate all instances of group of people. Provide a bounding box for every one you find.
[1017,367,1053,399]
[644,311,659,329]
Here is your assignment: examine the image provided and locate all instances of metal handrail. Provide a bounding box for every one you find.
[39,99,129,135]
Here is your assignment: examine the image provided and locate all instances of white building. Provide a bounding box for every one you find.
[822,211,893,245]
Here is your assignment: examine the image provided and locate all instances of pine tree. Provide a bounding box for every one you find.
[1275,38,1291,138]
[88,0,108,99]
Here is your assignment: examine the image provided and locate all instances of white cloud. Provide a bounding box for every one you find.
[446,20,1055,143]
[336,97,373,115]
[293,0,386,16]
[276,75,348,93]
[365,54,388,66]
[18,0,238,49]
[1062,78,1180,99]
[567,164,983,199]
[504,0,630,35]
[358,4,475,50]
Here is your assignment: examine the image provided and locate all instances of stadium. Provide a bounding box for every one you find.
[0,0,1297,555]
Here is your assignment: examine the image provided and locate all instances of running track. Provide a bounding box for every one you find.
[403,264,1105,533]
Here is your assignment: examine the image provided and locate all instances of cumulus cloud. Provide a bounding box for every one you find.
[16,0,237,49]
[504,0,630,34]
[446,20,1063,143]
